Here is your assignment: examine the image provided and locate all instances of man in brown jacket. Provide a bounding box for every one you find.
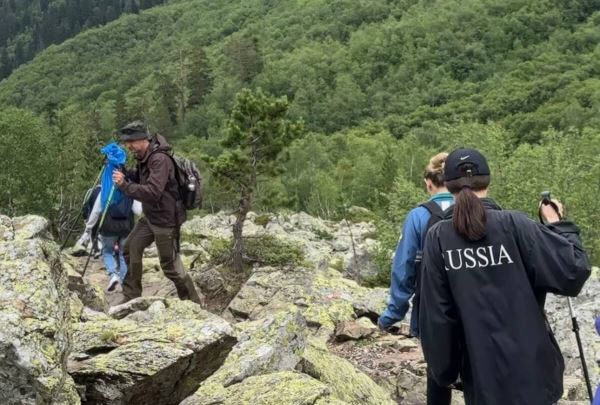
[112,121,202,305]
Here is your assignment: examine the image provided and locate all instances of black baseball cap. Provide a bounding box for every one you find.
[117,121,150,141]
[444,148,490,181]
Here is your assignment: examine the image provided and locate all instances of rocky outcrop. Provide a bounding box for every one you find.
[0,215,80,405]
[224,266,387,339]
[181,211,381,283]
[182,308,395,405]
[68,297,236,405]
[182,309,307,404]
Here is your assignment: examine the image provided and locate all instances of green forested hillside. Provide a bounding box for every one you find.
[0,0,599,273]
[2,0,600,140]
[0,0,167,80]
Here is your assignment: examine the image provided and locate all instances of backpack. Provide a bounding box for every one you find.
[411,200,446,337]
[162,152,203,211]
[99,197,134,237]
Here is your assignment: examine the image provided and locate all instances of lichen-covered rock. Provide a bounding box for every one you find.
[300,339,395,405]
[192,267,226,296]
[181,211,381,283]
[0,234,80,404]
[182,309,307,405]
[68,298,236,405]
[63,255,107,312]
[0,214,14,241]
[209,371,332,405]
[12,215,52,240]
[107,296,164,319]
[226,266,387,339]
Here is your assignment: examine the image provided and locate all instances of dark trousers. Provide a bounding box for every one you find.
[427,368,452,405]
[122,217,202,304]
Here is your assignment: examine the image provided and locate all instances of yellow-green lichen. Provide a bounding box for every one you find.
[300,339,394,405]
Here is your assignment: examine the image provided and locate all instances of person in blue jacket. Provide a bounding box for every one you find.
[379,152,454,335]
[378,152,454,405]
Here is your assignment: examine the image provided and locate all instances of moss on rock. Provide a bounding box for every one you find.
[183,309,307,405]
[189,371,331,405]
[300,338,395,405]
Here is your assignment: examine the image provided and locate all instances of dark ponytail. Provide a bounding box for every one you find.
[446,175,491,242]
[453,187,486,241]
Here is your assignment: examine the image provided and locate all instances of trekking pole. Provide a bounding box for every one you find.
[540,191,593,403]
[81,184,116,278]
[60,167,104,250]
[567,297,594,403]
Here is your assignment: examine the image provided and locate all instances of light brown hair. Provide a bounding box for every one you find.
[424,152,448,187]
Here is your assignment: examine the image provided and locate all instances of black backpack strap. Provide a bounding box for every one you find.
[153,150,183,201]
[412,200,446,337]
[418,200,445,246]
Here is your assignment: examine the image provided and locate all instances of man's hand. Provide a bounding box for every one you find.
[539,198,564,224]
[112,170,125,186]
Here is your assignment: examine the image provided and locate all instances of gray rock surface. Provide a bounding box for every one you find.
[182,210,381,283]
[225,266,387,338]
[0,216,80,404]
[68,297,236,405]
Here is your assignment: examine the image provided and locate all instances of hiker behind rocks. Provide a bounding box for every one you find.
[419,148,591,405]
[77,143,141,291]
[378,152,454,405]
[111,121,202,305]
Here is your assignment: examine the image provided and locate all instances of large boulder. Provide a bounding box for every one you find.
[0,215,80,404]
[68,298,236,405]
[183,305,395,405]
[182,309,307,405]
[225,266,388,338]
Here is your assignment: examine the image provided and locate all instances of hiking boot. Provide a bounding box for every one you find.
[107,274,120,292]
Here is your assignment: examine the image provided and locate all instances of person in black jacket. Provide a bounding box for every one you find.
[419,148,591,405]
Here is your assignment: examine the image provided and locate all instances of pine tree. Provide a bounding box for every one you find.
[206,88,303,271]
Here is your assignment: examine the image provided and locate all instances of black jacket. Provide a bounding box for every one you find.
[419,198,591,405]
[119,135,184,228]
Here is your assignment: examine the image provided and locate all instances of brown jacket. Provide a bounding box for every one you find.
[119,135,185,228]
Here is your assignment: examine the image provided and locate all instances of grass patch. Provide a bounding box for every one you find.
[206,235,305,267]
[254,214,271,227]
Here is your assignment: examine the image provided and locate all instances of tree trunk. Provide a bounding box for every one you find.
[232,193,252,272]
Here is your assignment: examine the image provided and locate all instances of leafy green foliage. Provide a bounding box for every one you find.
[0,107,55,215]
